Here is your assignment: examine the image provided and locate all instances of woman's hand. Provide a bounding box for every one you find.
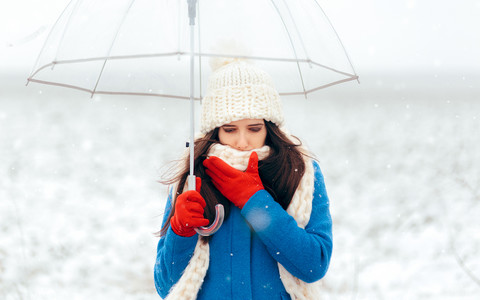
[203,152,264,209]
[170,177,210,237]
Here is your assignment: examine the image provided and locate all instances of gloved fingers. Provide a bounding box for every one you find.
[208,179,222,194]
[203,157,225,176]
[185,217,210,228]
[178,190,207,208]
[195,176,202,192]
[203,156,239,177]
[170,217,195,236]
[246,152,260,174]
[188,193,207,208]
[186,201,206,215]
[205,169,227,186]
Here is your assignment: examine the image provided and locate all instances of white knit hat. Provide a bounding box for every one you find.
[200,59,284,133]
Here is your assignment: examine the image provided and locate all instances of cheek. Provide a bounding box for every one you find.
[253,130,267,147]
[218,131,231,146]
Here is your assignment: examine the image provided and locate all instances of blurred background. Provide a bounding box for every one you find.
[1,0,479,299]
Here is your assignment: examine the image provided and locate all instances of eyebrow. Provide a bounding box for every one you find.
[221,123,264,128]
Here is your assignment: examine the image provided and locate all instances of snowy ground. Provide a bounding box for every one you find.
[1,72,479,299]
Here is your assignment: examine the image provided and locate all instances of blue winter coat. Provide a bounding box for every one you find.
[154,161,332,299]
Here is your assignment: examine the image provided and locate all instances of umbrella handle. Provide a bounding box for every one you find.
[195,204,225,236]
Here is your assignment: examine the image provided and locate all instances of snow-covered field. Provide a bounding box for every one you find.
[1,73,479,299]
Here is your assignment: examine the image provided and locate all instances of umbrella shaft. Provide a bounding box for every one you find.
[187,0,197,25]
[188,6,196,190]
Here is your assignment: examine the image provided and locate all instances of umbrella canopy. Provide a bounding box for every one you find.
[27,0,358,236]
[28,0,358,100]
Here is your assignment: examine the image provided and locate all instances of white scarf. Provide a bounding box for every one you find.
[166,143,322,300]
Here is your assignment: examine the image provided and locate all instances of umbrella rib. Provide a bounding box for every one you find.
[279,76,359,96]
[34,52,355,77]
[279,0,310,60]
[269,0,307,98]
[29,0,77,78]
[308,60,358,78]
[28,78,95,94]
[38,52,184,65]
[29,54,356,87]
[91,0,137,97]
[307,76,359,92]
[27,77,202,100]
[29,75,356,99]
[200,53,356,79]
[95,90,201,100]
[312,0,359,82]
[28,62,57,79]
[52,0,82,69]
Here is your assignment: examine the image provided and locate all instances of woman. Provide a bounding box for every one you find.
[154,60,332,300]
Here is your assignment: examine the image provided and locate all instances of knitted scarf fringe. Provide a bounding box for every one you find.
[166,143,321,299]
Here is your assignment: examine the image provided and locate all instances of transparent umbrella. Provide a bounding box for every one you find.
[27,0,358,235]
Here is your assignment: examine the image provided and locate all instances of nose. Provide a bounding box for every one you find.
[235,132,249,150]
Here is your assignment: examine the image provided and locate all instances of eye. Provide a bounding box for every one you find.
[222,127,236,133]
[249,126,262,132]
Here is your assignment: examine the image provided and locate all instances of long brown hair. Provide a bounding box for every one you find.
[158,121,307,238]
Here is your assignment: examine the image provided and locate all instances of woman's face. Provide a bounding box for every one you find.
[218,119,267,151]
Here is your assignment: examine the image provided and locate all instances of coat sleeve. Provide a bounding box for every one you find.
[241,160,333,283]
[154,190,199,298]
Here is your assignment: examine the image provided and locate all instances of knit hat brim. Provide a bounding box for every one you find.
[201,84,284,133]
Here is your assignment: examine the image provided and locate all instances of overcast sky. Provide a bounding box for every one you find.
[1,0,479,76]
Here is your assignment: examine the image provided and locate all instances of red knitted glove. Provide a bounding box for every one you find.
[170,177,210,237]
[203,152,264,209]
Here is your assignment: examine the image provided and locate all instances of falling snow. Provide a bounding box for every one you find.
[1,73,480,299]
